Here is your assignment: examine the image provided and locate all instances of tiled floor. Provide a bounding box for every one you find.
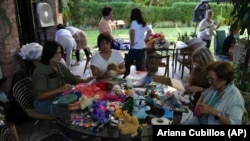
[15,56,190,141]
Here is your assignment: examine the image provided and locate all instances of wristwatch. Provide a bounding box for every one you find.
[214,112,222,120]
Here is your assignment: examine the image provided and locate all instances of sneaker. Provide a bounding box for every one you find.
[71,62,80,66]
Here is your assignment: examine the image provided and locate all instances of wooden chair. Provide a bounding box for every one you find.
[174,41,207,79]
[83,47,93,74]
[147,53,170,77]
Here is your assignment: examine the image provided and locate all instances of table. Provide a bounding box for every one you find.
[51,104,153,141]
[51,80,190,141]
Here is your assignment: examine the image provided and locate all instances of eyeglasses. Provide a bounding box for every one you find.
[207,77,218,83]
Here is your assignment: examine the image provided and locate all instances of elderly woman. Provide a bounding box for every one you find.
[90,34,125,80]
[198,9,220,49]
[32,41,93,115]
[185,47,215,110]
[183,61,245,125]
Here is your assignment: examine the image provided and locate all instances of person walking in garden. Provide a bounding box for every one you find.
[198,9,220,49]
[123,8,152,79]
[65,25,91,66]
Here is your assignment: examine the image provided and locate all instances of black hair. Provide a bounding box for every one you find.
[41,41,64,65]
[97,34,112,49]
[56,24,65,30]
[130,8,146,27]
[102,7,112,17]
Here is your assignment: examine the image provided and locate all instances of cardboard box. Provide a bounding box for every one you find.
[151,76,185,92]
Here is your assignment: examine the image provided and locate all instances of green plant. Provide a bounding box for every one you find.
[230,0,250,39]
[229,0,250,92]
[234,41,250,92]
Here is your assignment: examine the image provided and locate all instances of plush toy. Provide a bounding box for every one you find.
[90,100,110,124]
[132,93,151,120]
[105,84,126,102]
[106,101,123,114]
[107,62,117,71]
[154,38,170,49]
[122,97,134,114]
[79,94,99,110]
[117,110,139,137]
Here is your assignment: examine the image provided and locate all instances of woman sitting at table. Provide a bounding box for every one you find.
[32,41,94,115]
[90,34,125,80]
[185,47,215,111]
[183,61,245,125]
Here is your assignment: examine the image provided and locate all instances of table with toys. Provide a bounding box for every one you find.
[51,73,192,140]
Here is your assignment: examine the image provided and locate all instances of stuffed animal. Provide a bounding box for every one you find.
[107,62,117,71]
[132,93,151,120]
[79,94,99,110]
[106,101,123,114]
[90,100,110,123]
[117,110,139,137]
[105,84,126,102]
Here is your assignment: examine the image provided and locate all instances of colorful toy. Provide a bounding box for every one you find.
[117,110,139,137]
[90,101,110,124]
[132,93,151,120]
[79,94,99,110]
[106,101,123,114]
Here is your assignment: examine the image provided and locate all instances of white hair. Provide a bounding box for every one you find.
[205,9,213,18]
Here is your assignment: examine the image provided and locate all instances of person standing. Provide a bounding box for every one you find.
[98,6,121,50]
[123,8,152,79]
[65,26,90,66]
[198,9,220,49]
[55,24,76,68]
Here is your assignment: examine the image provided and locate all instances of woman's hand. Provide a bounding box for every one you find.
[85,76,95,82]
[198,104,216,115]
[185,82,191,91]
[59,84,74,93]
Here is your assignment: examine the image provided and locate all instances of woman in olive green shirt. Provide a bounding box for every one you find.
[32,41,93,115]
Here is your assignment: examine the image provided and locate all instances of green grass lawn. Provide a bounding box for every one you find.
[84,26,230,54]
